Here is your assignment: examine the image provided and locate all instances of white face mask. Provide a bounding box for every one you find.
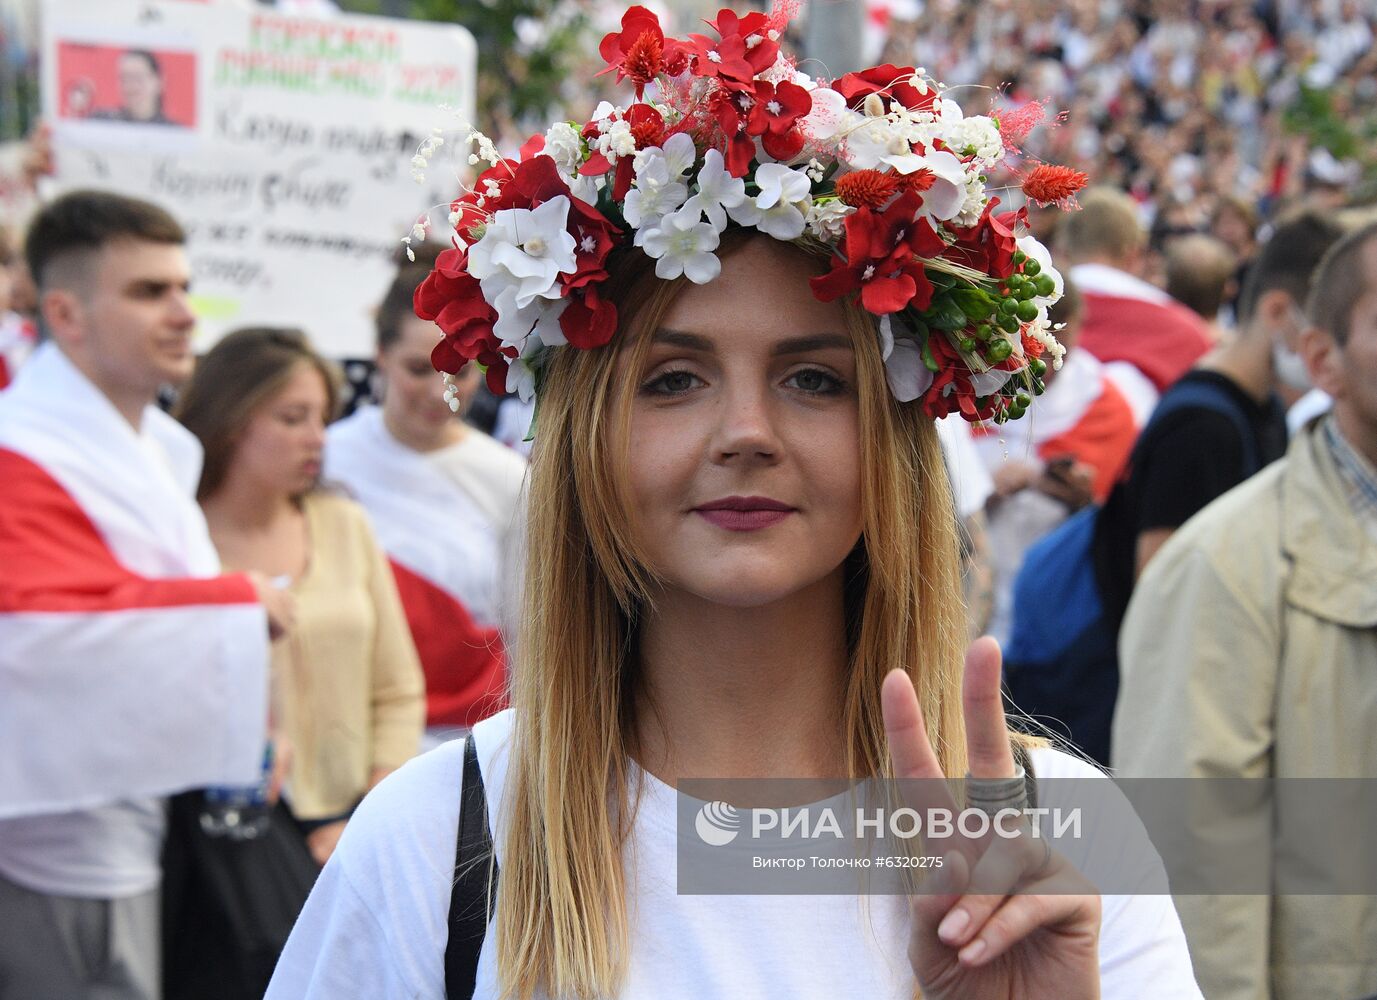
[1272,338,1312,392]
[1272,304,1312,392]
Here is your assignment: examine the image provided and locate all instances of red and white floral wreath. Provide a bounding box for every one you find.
[412,2,1088,426]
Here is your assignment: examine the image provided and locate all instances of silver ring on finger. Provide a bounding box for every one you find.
[963,766,1028,817]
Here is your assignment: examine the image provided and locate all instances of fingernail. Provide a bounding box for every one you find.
[937,908,969,943]
[959,938,987,964]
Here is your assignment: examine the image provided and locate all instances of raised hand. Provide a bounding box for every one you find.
[882,636,1102,999]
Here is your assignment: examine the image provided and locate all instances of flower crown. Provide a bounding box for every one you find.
[414,3,1088,426]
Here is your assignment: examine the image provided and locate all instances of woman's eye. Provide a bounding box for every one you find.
[785,368,845,395]
[642,369,703,395]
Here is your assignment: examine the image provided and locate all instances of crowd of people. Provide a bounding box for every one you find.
[0,2,1375,999]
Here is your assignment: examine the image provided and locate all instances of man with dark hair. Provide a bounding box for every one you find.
[0,190,289,999]
[1113,220,1377,999]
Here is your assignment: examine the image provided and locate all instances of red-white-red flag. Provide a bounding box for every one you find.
[0,345,269,819]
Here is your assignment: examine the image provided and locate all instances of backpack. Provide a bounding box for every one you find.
[442,738,1038,999]
[1003,377,1262,765]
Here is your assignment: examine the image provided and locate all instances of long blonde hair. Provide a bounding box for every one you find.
[495,235,970,999]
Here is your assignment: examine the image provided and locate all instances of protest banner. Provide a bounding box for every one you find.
[42,0,476,357]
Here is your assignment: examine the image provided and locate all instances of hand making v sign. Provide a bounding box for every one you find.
[882,636,1103,999]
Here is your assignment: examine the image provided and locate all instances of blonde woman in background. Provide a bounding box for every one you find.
[177,327,424,866]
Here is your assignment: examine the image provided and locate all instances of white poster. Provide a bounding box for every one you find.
[42,1,476,357]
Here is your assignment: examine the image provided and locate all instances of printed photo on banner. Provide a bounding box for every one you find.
[56,42,197,128]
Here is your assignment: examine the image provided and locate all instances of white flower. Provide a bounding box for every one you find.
[543,122,583,175]
[756,164,811,210]
[643,132,697,181]
[602,119,637,160]
[728,163,812,240]
[839,113,901,170]
[1026,319,1066,370]
[639,204,722,283]
[625,150,691,234]
[805,200,854,242]
[567,173,603,207]
[949,114,1004,163]
[489,286,568,350]
[878,314,894,360]
[801,87,848,142]
[468,195,577,310]
[970,366,1014,396]
[505,332,551,403]
[681,149,747,232]
[954,173,988,227]
[884,337,934,402]
[905,149,969,222]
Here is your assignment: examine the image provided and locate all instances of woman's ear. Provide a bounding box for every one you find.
[1299,325,1345,400]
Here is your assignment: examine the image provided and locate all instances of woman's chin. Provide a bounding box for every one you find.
[668,565,840,611]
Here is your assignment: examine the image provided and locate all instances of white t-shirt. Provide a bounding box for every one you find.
[268,710,1202,999]
[326,407,527,629]
[935,418,995,520]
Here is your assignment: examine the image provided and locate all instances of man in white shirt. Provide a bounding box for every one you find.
[0,191,291,1000]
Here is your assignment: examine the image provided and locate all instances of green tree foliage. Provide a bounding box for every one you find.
[339,0,594,137]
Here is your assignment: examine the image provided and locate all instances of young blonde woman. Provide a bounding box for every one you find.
[268,10,1200,997]
[177,328,426,865]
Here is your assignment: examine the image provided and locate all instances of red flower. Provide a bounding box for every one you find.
[626,102,667,148]
[559,285,619,349]
[579,105,666,200]
[832,64,936,113]
[920,335,990,420]
[834,169,900,210]
[746,80,812,161]
[414,250,498,360]
[943,197,1024,279]
[599,7,685,98]
[708,89,756,177]
[899,168,937,194]
[809,193,944,314]
[518,133,545,161]
[566,219,617,289]
[1021,163,1089,209]
[688,8,778,89]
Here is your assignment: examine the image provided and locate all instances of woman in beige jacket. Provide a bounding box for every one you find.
[178,327,425,865]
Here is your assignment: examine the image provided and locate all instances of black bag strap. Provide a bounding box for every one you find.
[443,736,1036,999]
[445,737,498,1000]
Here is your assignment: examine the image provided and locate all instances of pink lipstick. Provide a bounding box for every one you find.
[694,496,796,532]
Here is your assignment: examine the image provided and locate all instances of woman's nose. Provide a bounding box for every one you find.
[711,383,782,465]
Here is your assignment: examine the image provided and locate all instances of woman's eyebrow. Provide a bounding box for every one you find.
[771,333,851,356]
[651,328,714,351]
